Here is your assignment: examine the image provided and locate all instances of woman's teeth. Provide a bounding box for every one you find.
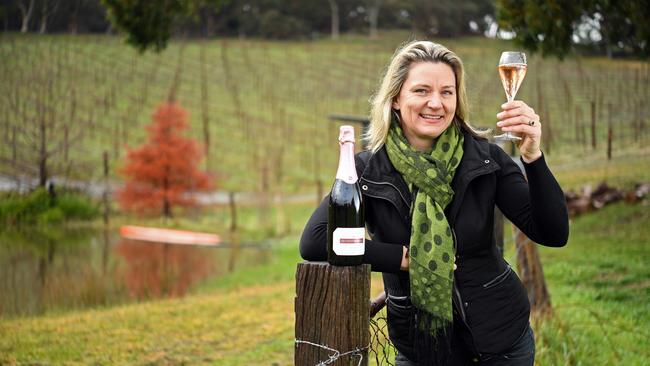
[421,114,442,120]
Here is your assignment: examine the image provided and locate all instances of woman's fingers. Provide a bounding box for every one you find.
[501,100,528,110]
[501,123,540,134]
[497,114,539,127]
[497,106,532,120]
[499,100,543,162]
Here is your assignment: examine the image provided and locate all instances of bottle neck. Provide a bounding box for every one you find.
[335,141,358,184]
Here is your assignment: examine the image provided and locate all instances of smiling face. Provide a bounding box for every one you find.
[392,61,457,151]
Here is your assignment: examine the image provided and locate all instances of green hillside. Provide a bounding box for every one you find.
[1,32,648,196]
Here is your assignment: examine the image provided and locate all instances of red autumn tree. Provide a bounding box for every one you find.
[118,101,212,217]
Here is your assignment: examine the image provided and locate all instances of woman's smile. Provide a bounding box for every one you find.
[420,113,445,121]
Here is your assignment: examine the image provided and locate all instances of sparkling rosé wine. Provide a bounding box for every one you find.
[327,125,365,266]
[498,63,527,102]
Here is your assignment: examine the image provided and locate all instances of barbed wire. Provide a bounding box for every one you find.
[369,315,396,366]
[295,339,368,366]
[294,315,396,366]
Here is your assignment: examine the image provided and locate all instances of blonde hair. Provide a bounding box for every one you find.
[367,40,487,152]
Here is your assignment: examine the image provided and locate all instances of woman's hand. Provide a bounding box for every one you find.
[401,246,409,271]
[496,100,542,163]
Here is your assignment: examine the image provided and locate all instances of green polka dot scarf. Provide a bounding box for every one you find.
[386,118,463,363]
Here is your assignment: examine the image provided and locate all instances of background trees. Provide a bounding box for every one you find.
[496,0,650,59]
[3,0,647,59]
[1,0,495,42]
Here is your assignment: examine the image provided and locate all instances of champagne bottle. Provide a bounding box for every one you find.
[327,125,365,266]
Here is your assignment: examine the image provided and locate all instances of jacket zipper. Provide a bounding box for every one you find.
[360,178,410,209]
[451,164,498,225]
[452,227,481,358]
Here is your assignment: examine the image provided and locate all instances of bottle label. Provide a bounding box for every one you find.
[333,227,365,256]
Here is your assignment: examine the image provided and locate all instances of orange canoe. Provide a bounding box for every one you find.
[119,225,221,246]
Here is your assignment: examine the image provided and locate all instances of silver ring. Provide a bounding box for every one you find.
[528,120,536,126]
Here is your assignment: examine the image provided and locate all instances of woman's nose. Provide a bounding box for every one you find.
[427,94,442,108]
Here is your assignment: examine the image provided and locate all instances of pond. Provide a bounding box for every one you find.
[0,227,271,318]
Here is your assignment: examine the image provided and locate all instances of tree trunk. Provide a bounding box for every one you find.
[162,173,172,218]
[103,151,110,225]
[514,227,552,316]
[39,115,47,187]
[16,0,36,33]
[39,0,59,34]
[200,43,211,169]
[68,0,82,34]
[39,12,47,33]
[367,0,382,40]
[328,0,339,40]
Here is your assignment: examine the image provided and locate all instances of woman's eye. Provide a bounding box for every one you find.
[414,89,427,94]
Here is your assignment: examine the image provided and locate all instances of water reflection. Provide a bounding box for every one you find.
[115,240,213,299]
[0,227,270,318]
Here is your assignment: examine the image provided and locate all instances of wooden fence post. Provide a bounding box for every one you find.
[102,150,109,226]
[514,228,552,316]
[295,262,370,366]
[591,101,597,150]
[607,103,613,160]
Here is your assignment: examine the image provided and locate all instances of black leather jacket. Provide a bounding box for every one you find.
[300,130,569,362]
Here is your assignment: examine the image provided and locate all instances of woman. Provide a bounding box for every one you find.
[300,40,569,365]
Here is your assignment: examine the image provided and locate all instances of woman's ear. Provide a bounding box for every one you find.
[392,99,400,110]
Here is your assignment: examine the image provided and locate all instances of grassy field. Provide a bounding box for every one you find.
[0,200,648,365]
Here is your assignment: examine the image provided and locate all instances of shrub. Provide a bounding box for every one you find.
[0,188,99,227]
[57,192,100,220]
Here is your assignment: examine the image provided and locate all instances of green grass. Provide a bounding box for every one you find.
[503,202,650,366]
[0,201,648,365]
[0,237,300,365]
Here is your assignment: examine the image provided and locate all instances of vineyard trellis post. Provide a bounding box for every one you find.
[591,101,597,150]
[607,103,613,160]
[295,262,370,366]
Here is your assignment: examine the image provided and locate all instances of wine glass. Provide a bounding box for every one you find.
[494,51,527,142]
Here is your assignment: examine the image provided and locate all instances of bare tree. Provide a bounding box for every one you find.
[39,0,60,34]
[15,0,36,33]
[366,0,383,40]
[327,0,339,40]
[199,42,211,169]
[0,43,90,187]
[68,0,84,34]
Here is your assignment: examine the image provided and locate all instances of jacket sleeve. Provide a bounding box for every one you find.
[299,153,404,273]
[493,147,569,247]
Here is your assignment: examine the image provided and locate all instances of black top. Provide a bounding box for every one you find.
[300,130,569,362]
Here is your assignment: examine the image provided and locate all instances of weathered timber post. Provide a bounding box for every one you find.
[295,262,370,366]
[591,101,597,150]
[607,103,613,161]
[514,228,552,316]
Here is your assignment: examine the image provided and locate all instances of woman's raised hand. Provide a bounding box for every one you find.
[496,100,543,163]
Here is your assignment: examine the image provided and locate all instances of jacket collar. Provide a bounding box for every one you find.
[361,129,496,186]
[359,129,500,223]
[452,129,499,187]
